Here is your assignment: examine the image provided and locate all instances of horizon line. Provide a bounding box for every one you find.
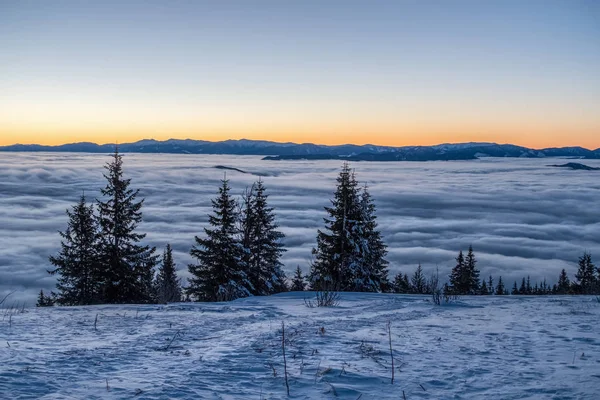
[1,137,599,152]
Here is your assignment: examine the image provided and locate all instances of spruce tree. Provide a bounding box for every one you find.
[511,281,519,295]
[290,266,306,291]
[97,149,158,303]
[519,278,527,295]
[309,163,361,290]
[240,180,287,295]
[488,276,494,294]
[48,194,100,305]
[410,264,427,294]
[465,246,480,294]
[155,244,182,303]
[449,251,465,294]
[36,289,54,307]
[575,252,597,294]
[495,276,505,295]
[188,179,250,301]
[526,276,532,295]
[349,184,389,292]
[393,273,411,294]
[480,279,488,295]
[557,269,570,294]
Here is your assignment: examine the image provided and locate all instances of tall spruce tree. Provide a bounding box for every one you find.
[495,276,505,295]
[309,165,389,292]
[97,149,158,303]
[309,163,361,290]
[155,244,182,303]
[188,179,251,301]
[575,252,597,294]
[290,266,306,291]
[488,276,494,294]
[349,184,389,292]
[48,194,100,305]
[411,264,427,294]
[240,180,287,295]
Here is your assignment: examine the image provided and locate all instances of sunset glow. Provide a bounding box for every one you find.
[1,1,599,148]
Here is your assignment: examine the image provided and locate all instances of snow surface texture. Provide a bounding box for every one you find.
[2,154,600,304]
[2,293,600,399]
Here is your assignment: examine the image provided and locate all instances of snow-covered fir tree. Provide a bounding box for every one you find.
[240,180,287,296]
[155,244,182,303]
[96,148,158,304]
[48,194,101,305]
[290,266,306,291]
[348,184,389,292]
[309,164,388,292]
[188,178,251,302]
[309,163,361,291]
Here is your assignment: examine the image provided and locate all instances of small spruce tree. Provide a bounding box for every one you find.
[449,251,465,294]
[511,281,519,295]
[557,268,571,294]
[465,246,480,294]
[36,290,54,307]
[480,279,489,295]
[495,276,505,295]
[575,252,597,294]
[155,244,182,303]
[290,266,306,292]
[410,264,428,294]
[393,273,411,294]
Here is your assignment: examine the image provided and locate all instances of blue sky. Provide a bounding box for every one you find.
[1,0,598,147]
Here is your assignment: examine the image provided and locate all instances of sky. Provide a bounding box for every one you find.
[0,0,599,148]
[1,154,600,303]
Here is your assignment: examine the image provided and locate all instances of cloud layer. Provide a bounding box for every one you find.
[1,153,599,303]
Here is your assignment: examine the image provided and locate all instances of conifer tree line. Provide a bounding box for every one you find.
[45,149,289,305]
[391,249,600,296]
[41,156,600,306]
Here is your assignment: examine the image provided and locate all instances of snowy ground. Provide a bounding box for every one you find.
[1,293,599,399]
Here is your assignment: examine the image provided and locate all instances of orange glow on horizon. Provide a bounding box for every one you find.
[1,125,599,150]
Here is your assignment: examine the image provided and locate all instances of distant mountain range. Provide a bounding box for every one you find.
[1,139,599,161]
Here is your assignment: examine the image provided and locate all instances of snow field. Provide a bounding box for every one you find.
[1,293,600,399]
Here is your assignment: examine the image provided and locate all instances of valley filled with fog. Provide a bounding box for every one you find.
[1,153,599,303]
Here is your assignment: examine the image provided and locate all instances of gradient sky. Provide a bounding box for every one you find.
[1,0,599,148]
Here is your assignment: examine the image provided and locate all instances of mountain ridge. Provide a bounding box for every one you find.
[1,139,599,161]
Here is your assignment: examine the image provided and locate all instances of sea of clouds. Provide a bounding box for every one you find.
[1,152,599,303]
